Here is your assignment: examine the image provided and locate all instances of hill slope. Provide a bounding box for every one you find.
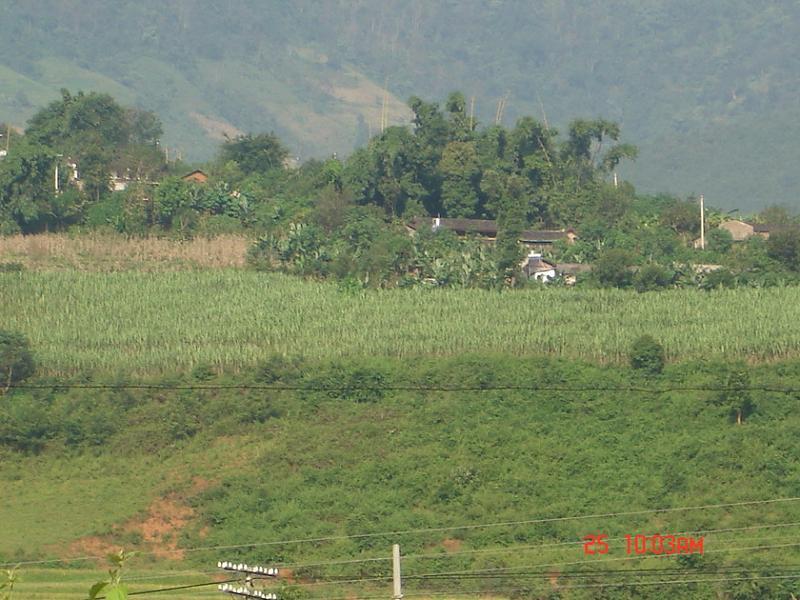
[3,356,800,598]
[1,1,798,208]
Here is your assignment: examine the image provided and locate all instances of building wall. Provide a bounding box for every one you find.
[532,268,556,282]
[719,220,755,241]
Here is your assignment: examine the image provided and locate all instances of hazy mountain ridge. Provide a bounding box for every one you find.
[1,0,798,208]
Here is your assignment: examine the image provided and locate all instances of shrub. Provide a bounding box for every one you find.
[593,248,636,288]
[714,363,755,424]
[0,262,24,273]
[700,268,736,290]
[256,355,304,384]
[633,264,673,292]
[0,217,22,235]
[196,214,243,236]
[767,229,800,271]
[629,335,665,375]
[707,228,733,254]
[0,330,35,389]
[191,363,216,381]
[0,395,52,452]
[85,193,126,228]
[307,363,387,403]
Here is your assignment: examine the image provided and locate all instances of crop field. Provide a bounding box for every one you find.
[2,271,800,374]
[0,233,249,271]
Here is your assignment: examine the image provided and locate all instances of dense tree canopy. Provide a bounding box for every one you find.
[219,133,288,176]
[0,90,165,232]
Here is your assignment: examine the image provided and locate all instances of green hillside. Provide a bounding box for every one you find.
[3,356,800,598]
[1,1,799,208]
[4,265,800,596]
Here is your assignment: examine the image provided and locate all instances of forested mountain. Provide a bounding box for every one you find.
[1,1,799,209]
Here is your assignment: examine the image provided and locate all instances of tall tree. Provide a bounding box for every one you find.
[344,127,427,217]
[495,174,529,279]
[439,141,481,217]
[219,132,288,175]
[0,137,55,231]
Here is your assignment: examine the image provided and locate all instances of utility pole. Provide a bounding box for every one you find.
[392,544,403,600]
[380,77,390,134]
[217,561,280,599]
[54,154,63,193]
[700,194,706,250]
[469,96,475,131]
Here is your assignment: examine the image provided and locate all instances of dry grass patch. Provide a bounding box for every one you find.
[0,233,250,271]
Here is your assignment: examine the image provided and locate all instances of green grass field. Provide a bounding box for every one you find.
[3,271,800,375]
[9,568,224,599]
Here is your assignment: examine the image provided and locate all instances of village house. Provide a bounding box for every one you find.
[693,220,796,248]
[718,219,756,241]
[520,252,557,282]
[555,262,593,285]
[717,220,790,241]
[109,169,160,191]
[407,217,577,250]
[692,264,724,274]
[181,169,209,184]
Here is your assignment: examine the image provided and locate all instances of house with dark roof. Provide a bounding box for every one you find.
[751,223,797,239]
[407,217,577,249]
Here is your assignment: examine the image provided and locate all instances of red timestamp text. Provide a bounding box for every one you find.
[582,534,704,556]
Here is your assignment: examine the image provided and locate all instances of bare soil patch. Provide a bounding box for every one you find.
[441,538,463,552]
[61,477,214,562]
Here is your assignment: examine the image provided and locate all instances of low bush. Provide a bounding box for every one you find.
[0,330,35,388]
[629,334,665,375]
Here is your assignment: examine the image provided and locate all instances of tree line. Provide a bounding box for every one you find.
[2,89,800,288]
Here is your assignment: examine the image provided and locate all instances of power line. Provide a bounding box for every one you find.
[398,521,800,563]
[39,538,800,598]
[308,534,800,585]
[400,541,800,581]
[105,526,800,588]
[85,577,240,599]
[194,540,800,590]
[119,520,800,583]
[5,496,800,568]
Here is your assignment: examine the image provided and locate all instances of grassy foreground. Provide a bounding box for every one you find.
[3,356,800,598]
[3,271,800,374]
[10,568,223,599]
